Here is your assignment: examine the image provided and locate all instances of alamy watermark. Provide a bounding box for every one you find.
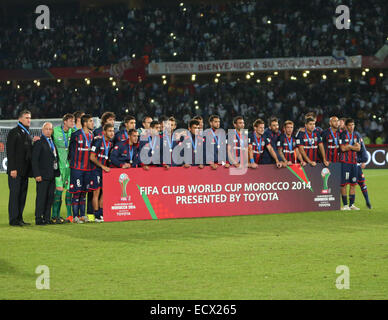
[336,265,350,290]
[35,265,50,290]
[335,5,350,30]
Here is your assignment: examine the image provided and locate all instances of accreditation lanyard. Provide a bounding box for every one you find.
[330,128,338,146]
[44,136,55,154]
[235,130,244,148]
[286,136,293,152]
[102,136,110,159]
[128,144,134,163]
[189,133,198,153]
[124,130,129,140]
[18,122,31,136]
[81,129,92,149]
[254,133,262,152]
[148,136,157,154]
[164,131,173,152]
[211,129,220,149]
[346,131,354,145]
[61,126,70,149]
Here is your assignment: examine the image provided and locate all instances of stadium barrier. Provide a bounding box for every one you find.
[103,163,341,222]
[364,145,388,169]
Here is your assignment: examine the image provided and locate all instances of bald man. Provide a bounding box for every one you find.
[32,122,60,225]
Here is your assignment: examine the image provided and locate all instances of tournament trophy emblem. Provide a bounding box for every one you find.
[119,173,130,201]
[321,168,331,194]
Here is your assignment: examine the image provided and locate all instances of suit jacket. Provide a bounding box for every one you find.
[32,135,60,180]
[6,123,33,177]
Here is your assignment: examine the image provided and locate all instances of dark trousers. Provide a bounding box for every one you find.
[87,191,93,214]
[35,179,55,223]
[8,175,29,225]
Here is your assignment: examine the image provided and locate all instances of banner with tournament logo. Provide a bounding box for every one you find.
[103,163,341,222]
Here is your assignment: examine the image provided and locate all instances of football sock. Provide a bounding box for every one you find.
[52,190,62,219]
[358,182,370,206]
[341,195,348,206]
[65,191,72,218]
[72,193,80,217]
[79,192,86,217]
[349,194,355,206]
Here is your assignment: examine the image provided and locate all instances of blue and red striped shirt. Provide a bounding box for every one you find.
[339,130,361,164]
[277,134,298,163]
[248,132,270,164]
[90,136,113,167]
[69,129,95,171]
[321,128,340,163]
[296,130,323,162]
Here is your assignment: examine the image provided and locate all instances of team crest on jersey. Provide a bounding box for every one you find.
[114,146,119,149]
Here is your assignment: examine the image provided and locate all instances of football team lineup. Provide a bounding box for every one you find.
[1,0,387,304]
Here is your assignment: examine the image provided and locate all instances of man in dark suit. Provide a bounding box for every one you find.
[6,110,35,226]
[32,122,60,225]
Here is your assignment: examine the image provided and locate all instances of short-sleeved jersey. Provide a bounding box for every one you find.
[69,129,95,171]
[261,129,281,164]
[90,136,113,167]
[52,126,76,168]
[248,132,270,164]
[339,130,362,164]
[228,130,248,164]
[277,134,298,163]
[321,128,340,163]
[296,130,323,162]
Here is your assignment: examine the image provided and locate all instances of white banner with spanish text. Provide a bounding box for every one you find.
[148,56,362,75]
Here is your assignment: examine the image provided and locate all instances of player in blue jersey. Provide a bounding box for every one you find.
[90,123,115,222]
[261,117,281,164]
[68,114,95,223]
[110,129,142,168]
[339,118,362,210]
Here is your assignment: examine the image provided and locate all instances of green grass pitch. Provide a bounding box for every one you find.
[1,169,387,300]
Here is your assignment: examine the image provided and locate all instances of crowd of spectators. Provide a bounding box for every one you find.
[1,73,387,143]
[0,0,387,69]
